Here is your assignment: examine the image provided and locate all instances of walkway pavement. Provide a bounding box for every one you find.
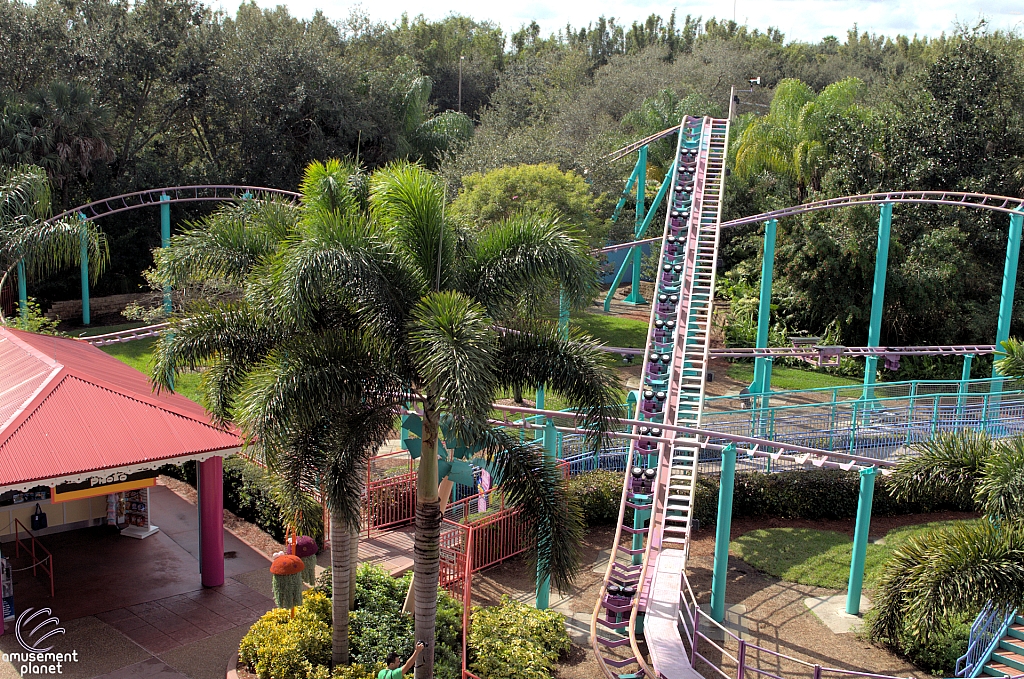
[0,485,274,679]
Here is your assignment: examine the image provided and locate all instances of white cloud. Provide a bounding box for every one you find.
[218,0,1023,42]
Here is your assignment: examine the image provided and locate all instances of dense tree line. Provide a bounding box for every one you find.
[2,0,1024,352]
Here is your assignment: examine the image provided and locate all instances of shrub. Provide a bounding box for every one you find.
[692,469,974,527]
[315,563,462,679]
[897,620,970,675]
[469,595,571,679]
[568,470,629,526]
[238,591,332,679]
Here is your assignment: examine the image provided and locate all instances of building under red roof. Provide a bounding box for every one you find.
[0,326,239,492]
[0,326,235,587]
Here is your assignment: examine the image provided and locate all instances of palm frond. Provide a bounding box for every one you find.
[887,429,991,508]
[271,209,423,340]
[369,161,453,287]
[460,212,597,315]
[871,520,1024,644]
[474,427,584,591]
[979,435,1024,522]
[995,338,1024,381]
[407,290,496,434]
[156,199,299,288]
[299,159,361,216]
[494,320,624,447]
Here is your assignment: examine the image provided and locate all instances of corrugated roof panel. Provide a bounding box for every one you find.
[0,335,57,429]
[0,328,240,488]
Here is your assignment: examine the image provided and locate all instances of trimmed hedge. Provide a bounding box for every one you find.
[569,468,974,529]
[693,469,975,528]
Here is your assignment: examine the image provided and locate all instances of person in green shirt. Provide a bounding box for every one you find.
[378,641,424,679]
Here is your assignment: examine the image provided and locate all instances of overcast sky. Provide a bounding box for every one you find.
[231,0,1023,42]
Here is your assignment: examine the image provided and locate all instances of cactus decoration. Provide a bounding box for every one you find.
[292,536,318,585]
[270,554,305,611]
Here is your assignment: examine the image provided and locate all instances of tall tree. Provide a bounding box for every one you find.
[0,164,108,321]
[152,160,392,665]
[274,161,623,677]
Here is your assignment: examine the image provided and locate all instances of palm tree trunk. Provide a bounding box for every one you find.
[414,406,442,679]
[330,508,352,666]
[349,523,359,612]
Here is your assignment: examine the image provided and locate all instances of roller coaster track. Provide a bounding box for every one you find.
[720,190,1024,228]
[590,114,730,679]
[46,185,301,224]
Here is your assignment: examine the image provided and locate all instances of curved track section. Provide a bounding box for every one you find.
[720,190,1024,228]
[47,185,301,224]
[590,114,730,679]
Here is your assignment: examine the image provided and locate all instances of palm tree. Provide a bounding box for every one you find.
[870,425,1024,645]
[273,161,623,678]
[152,160,395,665]
[734,77,868,201]
[0,163,108,323]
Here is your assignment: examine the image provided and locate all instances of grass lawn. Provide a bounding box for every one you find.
[73,321,149,337]
[98,336,205,405]
[726,362,862,391]
[730,521,976,590]
[570,311,649,348]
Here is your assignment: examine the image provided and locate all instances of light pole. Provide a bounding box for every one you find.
[458,55,465,112]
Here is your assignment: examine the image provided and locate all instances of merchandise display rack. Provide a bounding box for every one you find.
[121,487,159,539]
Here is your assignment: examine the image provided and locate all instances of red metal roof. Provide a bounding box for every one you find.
[0,327,240,490]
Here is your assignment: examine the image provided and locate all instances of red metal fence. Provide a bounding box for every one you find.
[362,451,416,536]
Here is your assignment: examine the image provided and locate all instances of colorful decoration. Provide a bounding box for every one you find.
[270,554,305,611]
[292,536,318,585]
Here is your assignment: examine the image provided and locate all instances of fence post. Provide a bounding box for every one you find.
[846,466,877,615]
[691,603,700,666]
[737,639,747,679]
[711,443,738,623]
[78,214,90,325]
[957,354,974,422]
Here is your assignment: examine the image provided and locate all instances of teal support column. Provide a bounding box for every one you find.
[957,354,974,419]
[558,288,570,340]
[79,214,90,325]
[16,259,27,320]
[161,194,172,314]
[623,145,648,305]
[990,208,1024,406]
[535,415,558,609]
[751,219,778,395]
[863,203,893,400]
[846,466,877,615]
[710,443,738,623]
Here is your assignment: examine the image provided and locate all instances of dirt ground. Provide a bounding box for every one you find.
[474,511,979,679]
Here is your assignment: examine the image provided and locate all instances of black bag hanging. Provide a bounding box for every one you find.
[31,503,47,531]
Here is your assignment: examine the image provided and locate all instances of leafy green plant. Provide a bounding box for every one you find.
[239,592,332,679]
[2,297,62,335]
[568,470,630,526]
[315,563,462,679]
[469,596,571,679]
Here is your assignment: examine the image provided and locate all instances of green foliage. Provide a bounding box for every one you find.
[239,593,333,679]
[315,564,462,679]
[469,596,571,679]
[2,297,62,335]
[452,164,608,244]
[568,311,648,348]
[730,521,975,590]
[894,618,970,676]
[568,470,629,526]
[692,468,973,529]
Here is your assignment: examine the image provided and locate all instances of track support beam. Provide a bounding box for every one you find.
[711,443,738,623]
[751,219,778,396]
[846,466,876,615]
[863,203,893,399]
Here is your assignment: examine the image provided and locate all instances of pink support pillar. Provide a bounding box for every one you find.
[198,456,224,587]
